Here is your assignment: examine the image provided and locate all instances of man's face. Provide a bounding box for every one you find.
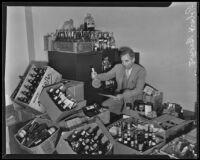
[121,54,135,69]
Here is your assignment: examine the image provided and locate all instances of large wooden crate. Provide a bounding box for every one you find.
[14,115,60,154]
[151,114,195,141]
[56,117,115,154]
[10,61,62,115]
[107,117,166,155]
[44,37,93,53]
[40,79,86,122]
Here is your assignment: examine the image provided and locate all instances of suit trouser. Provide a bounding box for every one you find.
[101,98,124,115]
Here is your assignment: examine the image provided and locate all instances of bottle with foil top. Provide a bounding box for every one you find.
[84,13,95,31]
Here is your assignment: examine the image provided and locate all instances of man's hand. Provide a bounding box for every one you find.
[113,94,123,101]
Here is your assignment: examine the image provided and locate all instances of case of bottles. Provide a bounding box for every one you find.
[14,114,60,154]
[107,117,165,155]
[56,117,115,154]
[39,80,86,122]
[159,133,197,159]
[152,114,195,141]
[82,103,110,124]
[10,61,62,115]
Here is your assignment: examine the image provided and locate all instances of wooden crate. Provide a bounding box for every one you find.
[56,117,115,154]
[10,61,62,115]
[44,39,94,53]
[152,114,195,141]
[40,80,86,122]
[107,117,166,155]
[14,115,60,154]
[159,133,197,159]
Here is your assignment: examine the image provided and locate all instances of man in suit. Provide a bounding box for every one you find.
[92,46,146,116]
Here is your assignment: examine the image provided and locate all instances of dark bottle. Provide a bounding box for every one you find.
[24,84,35,93]
[28,121,40,133]
[93,133,104,144]
[66,130,79,142]
[126,103,132,110]
[21,90,33,99]
[27,79,39,87]
[90,126,99,137]
[30,127,57,147]
[32,67,40,73]
[17,96,30,104]
[16,121,34,143]
[100,140,111,154]
[84,127,92,138]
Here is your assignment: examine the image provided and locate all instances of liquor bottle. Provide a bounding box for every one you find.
[90,126,99,137]
[31,127,57,147]
[16,120,35,143]
[28,121,40,133]
[21,90,33,99]
[151,133,157,147]
[84,13,95,31]
[24,84,35,93]
[72,141,83,154]
[117,127,123,142]
[93,133,104,144]
[17,96,30,104]
[126,103,132,110]
[66,130,79,142]
[90,66,97,80]
[100,140,111,154]
[32,67,40,73]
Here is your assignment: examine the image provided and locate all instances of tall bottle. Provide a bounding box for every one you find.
[84,13,95,31]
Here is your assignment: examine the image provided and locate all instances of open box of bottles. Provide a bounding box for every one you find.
[152,114,194,141]
[40,80,86,122]
[159,133,197,159]
[56,117,115,155]
[82,103,110,124]
[11,61,62,114]
[107,117,165,154]
[14,114,60,154]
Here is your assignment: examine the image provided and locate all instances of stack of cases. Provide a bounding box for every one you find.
[107,117,165,154]
[56,117,115,154]
[159,128,197,159]
[10,61,62,121]
[40,79,86,122]
[151,114,194,141]
[14,114,60,154]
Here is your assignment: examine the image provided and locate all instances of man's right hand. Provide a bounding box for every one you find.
[92,78,101,88]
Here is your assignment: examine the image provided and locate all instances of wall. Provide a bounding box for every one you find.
[31,3,197,111]
[5,3,197,111]
[5,7,29,105]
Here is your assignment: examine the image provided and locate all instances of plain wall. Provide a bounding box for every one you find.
[5,3,197,111]
[5,7,29,106]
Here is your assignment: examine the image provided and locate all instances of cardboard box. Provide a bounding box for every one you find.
[159,133,197,159]
[44,37,93,53]
[40,80,86,122]
[151,114,195,140]
[14,115,60,154]
[11,61,62,114]
[56,117,115,154]
[106,117,165,155]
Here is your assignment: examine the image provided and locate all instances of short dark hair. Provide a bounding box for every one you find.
[119,46,135,58]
